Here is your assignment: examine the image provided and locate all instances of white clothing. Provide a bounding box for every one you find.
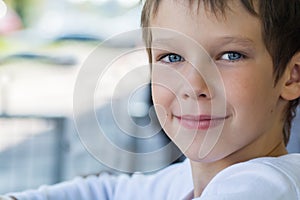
[3,154,300,200]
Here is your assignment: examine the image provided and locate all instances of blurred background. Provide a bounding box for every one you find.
[0,0,184,194]
[0,0,299,195]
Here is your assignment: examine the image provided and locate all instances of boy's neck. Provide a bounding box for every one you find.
[190,159,232,198]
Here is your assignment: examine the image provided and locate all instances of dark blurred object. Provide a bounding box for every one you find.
[287,107,300,153]
[0,115,68,193]
[0,52,77,66]
[54,33,103,43]
[76,84,184,173]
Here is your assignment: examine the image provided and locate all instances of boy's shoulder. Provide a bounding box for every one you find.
[200,154,300,199]
[246,153,300,179]
[251,153,300,165]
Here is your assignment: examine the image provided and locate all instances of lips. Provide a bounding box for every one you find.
[174,115,228,130]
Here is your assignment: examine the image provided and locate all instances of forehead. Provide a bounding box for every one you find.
[150,0,257,27]
[149,0,257,21]
[149,0,262,49]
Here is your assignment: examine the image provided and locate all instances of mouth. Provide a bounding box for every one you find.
[174,115,229,130]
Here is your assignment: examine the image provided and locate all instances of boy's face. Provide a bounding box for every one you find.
[150,0,287,162]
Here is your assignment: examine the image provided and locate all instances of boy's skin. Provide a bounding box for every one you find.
[149,0,300,197]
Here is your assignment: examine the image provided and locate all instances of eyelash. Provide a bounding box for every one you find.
[156,51,246,64]
[218,51,246,62]
[157,53,185,64]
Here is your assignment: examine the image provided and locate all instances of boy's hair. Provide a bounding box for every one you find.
[141,0,300,145]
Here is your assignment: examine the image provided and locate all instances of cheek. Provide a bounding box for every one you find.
[224,56,276,112]
[151,64,183,107]
[225,70,274,107]
[152,85,174,107]
[225,73,278,130]
[152,84,175,126]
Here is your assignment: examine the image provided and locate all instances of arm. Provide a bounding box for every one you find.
[0,160,190,200]
[0,173,119,200]
[0,197,17,200]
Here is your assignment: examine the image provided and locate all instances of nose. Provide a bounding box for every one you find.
[179,64,211,100]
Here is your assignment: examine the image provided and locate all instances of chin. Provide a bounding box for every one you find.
[183,146,231,163]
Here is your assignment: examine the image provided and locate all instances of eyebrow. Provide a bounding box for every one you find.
[215,36,255,47]
[150,35,256,58]
[151,37,187,53]
[151,37,182,47]
[152,36,255,47]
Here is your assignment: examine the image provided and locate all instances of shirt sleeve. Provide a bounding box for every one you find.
[2,173,118,200]
[198,161,299,200]
[2,161,190,200]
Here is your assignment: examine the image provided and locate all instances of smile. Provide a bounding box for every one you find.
[174,115,229,130]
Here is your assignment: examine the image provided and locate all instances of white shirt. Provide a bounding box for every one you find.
[3,154,300,200]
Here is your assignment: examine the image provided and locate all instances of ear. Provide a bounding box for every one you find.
[281,52,300,101]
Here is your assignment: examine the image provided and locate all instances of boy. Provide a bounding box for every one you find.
[2,0,300,199]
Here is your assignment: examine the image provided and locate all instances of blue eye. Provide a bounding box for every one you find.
[221,52,244,61]
[160,54,184,63]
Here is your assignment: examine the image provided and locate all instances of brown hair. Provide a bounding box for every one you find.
[141,0,300,145]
